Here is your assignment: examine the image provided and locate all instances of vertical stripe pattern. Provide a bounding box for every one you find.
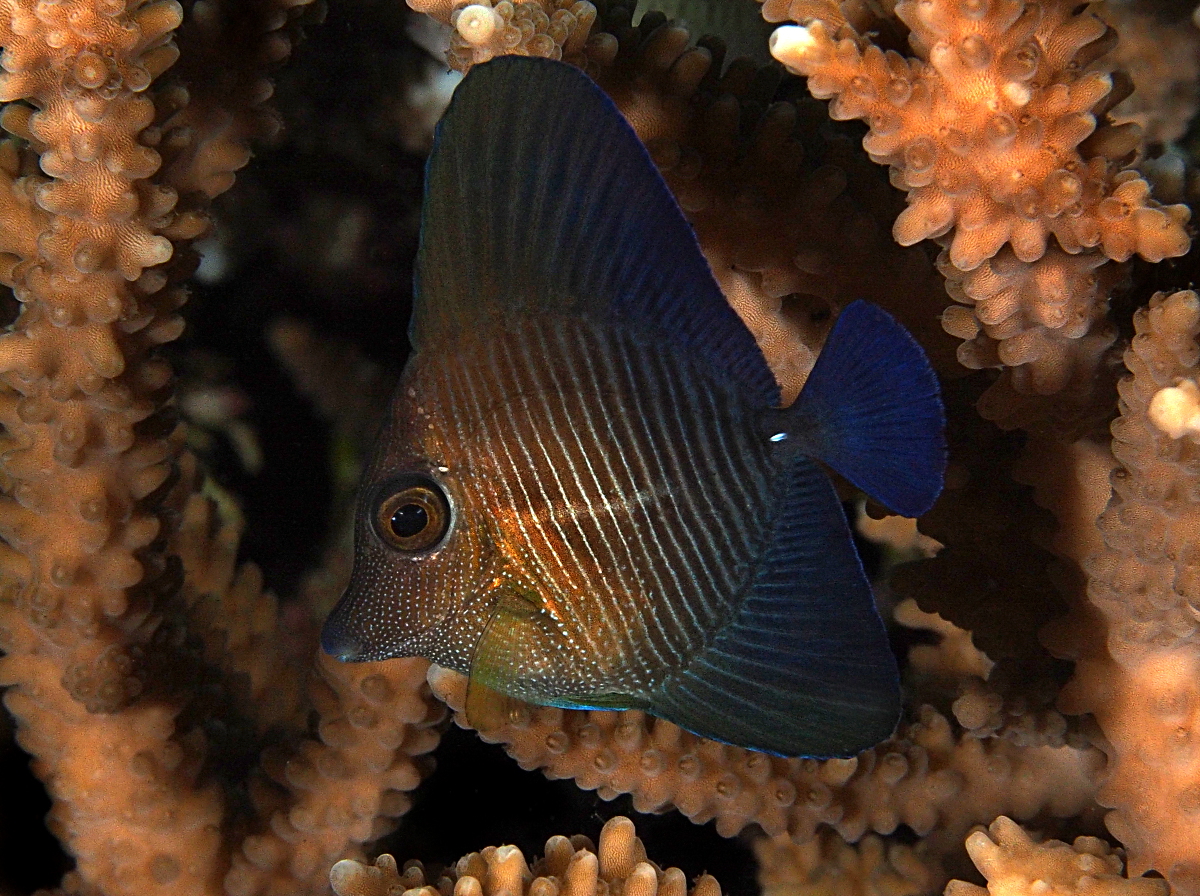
[424,315,776,700]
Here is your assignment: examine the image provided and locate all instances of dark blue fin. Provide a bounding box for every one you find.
[789,300,945,517]
[415,55,779,407]
[647,457,900,758]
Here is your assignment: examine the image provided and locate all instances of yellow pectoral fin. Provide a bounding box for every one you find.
[464,676,519,733]
[465,588,555,732]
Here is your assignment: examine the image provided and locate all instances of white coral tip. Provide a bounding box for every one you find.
[456,4,501,46]
[769,25,818,63]
[329,860,369,896]
[1001,81,1032,107]
[1148,379,1200,439]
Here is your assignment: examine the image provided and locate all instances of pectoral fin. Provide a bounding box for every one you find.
[465,588,554,732]
[465,587,651,728]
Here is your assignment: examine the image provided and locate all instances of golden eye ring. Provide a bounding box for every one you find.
[373,476,452,553]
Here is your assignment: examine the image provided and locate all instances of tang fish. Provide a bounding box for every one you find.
[322,56,946,758]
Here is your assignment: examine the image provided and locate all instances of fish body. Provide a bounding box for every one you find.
[350,316,773,693]
[323,56,946,757]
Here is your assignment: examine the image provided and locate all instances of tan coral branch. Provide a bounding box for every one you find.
[331,816,721,896]
[427,666,1100,855]
[767,0,1189,268]
[1048,291,1200,893]
[757,829,943,896]
[946,816,1169,896]
[762,0,1190,424]
[226,656,445,896]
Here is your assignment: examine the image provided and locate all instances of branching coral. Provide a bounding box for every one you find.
[0,1,233,890]
[766,0,1188,268]
[0,0,443,893]
[1097,1,1200,146]
[411,0,598,70]
[1,0,1199,895]
[330,816,721,896]
[1047,290,1200,892]
[426,666,1100,865]
[756,830,939,896]
[946,816,1169,896]
[764,0,1189,426]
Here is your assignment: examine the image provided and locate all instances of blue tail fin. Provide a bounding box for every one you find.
[790,301,945,517]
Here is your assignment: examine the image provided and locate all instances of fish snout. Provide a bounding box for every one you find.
[320,598,367,661]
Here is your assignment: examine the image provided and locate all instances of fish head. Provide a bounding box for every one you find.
[321,375,494,664]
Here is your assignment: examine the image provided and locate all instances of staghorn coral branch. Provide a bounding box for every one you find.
[330,816,722,896]
[173,484,310,734]
[763,0,1191,430]
[1097,2,1200,147]
[427,666,1101,856]
[756,829,943,896]
[0,1,223,890]
[946,817,1170,896]
[224,655,443,896]
[409,0,598,71]
[1044,291,1200,892]
[766,0,1189,268]
[0,0,449,894]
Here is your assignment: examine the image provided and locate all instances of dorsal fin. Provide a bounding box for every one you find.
[414,55,779,407]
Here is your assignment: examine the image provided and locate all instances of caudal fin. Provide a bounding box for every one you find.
[790,301,945,518]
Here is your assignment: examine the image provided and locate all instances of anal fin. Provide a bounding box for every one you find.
[648,457,900,758]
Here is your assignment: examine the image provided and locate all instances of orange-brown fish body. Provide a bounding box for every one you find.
[336,316,774,702]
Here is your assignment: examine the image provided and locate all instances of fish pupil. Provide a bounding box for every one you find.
[391,503,428,538]
[372,477,451,552]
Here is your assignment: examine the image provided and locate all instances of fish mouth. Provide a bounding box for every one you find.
[319,598,370,661]
[320,588,392,662]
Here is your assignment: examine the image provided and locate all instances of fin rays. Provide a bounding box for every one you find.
[790,300,946,517]
[415,56,779,406]
[648,457,901,757]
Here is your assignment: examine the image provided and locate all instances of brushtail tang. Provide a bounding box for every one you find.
[322,56,946,757]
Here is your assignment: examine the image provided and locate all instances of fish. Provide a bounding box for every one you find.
[321,55,946,758]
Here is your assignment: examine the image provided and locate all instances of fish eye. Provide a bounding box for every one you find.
[372,475,451,553]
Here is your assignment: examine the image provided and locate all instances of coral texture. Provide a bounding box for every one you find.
[0,1,1199,896]
[1098,1,1200,145]
[945,816,1169,896]
[1049,291,1200,892]
[423,0,598,70]
[756,830,938,896]
[330,816,721,896]
[427,666,1099,856]
[765,0,1189,268]
[0,0,445,894]
[764,0,1189,427]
